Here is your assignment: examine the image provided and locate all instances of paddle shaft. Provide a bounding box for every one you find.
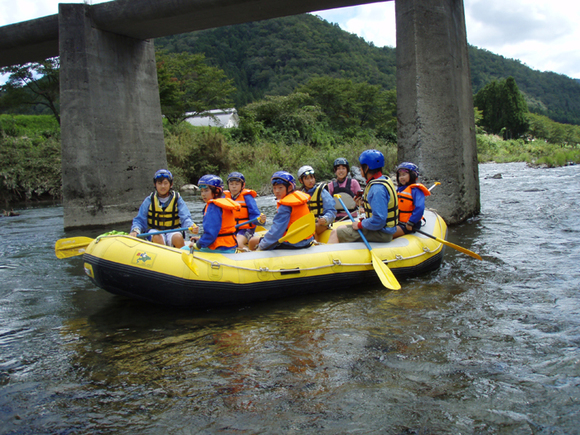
[235,216,261,229]
[335,195,401,290]
[336,196,373,251]
[137,227,190,238]
[414,228,482,260]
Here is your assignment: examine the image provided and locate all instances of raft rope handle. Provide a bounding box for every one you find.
[101,235,442,274]
[188,243,442,273]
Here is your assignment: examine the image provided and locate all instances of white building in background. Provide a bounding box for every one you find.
[185,108,239,128]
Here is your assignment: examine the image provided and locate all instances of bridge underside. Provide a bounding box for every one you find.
[0,0,479,228]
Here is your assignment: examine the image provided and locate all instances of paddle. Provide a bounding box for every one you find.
[413,228,482,260]
[428,181,441,191]
[335,194,401,290]
[136,227,191,238]
[55,236,94,259]
[234,214,266,229]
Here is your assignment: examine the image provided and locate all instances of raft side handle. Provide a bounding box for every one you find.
[280,267,300,275]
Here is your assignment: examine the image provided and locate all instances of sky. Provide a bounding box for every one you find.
[1,0,579,80]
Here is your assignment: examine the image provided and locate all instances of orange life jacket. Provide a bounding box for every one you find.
[203,198,241,250]
[397,183,431,223]
[277,191,314,242]
[225,189,258,230]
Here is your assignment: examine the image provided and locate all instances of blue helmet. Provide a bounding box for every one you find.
[359,149,384,170]
[396,162,419,178]
[153,169,173,183]
[333,157,349,171]
[198,174,224,190]
[271,171,296,190]
[227,171,246,184]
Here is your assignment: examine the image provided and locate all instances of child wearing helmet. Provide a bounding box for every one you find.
[297,165,337,241]
[327,149,398,244]
[328,157,362,219]
[187,174,241,253]
[248,171,314,251]
[129,169,194,248]
[393,162,431,238]
[224,171,266,249]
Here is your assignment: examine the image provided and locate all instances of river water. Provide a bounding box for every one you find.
[1,162,579,434]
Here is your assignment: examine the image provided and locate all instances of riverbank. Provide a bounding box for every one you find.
[2,114,579,205]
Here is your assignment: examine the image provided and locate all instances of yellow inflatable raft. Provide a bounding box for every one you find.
[82,209,447,306]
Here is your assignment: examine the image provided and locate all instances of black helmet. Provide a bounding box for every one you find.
[333,157,350,171]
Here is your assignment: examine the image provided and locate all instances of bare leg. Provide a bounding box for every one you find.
[392,226,405,239]
[151,234,165,245]
[327,229,339,244]
[248,235,261,251]
[171,233,185,248]
[237,233,249,248]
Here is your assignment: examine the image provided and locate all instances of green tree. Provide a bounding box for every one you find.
[0,58,61,125]
[297,76,397,138]
[473,76,529,139]
[156,51,236,125]
[237,92,326,143]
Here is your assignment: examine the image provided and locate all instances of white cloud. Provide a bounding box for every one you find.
[315,0,580,79]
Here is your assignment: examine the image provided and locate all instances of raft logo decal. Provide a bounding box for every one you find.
[132,251,157,267]
[84,263,94,278]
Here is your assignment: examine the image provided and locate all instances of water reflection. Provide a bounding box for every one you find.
[1,163,580,433]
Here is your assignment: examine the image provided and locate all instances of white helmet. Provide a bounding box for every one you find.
[297,165,315,182]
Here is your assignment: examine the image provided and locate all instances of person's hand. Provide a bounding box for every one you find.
[189,224,199,235]
[318,217,327,227]
[129,231,138,238]
[352,221,360,231]
[258,213,267,225]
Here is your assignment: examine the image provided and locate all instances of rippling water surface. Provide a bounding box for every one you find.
[1,162,579,434]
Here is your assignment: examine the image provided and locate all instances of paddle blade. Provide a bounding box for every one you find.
[55,237,94,259]
[181,251,199,275]
[280,213,315,244]
[371,251,401,290]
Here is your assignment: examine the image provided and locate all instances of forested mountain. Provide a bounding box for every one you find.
[156,13,580,125]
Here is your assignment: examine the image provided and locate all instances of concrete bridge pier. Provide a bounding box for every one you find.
[59,4,166,229]
[396,0,480,224]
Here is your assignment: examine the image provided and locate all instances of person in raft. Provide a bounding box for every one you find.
[248,171,314,251]
[297,165,337,241]
[187,175,241,253]
[327,149,399,244]
[224,171,266,249]
[392,162,431,238]
[327,157,362,219]
[129,169,194,248]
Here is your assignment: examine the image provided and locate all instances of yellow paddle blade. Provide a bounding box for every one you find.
[181,250,199,275]
[55,236,94,259]
[280,213,315,244]
[371,250,401,290]
[255,225,267,233]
